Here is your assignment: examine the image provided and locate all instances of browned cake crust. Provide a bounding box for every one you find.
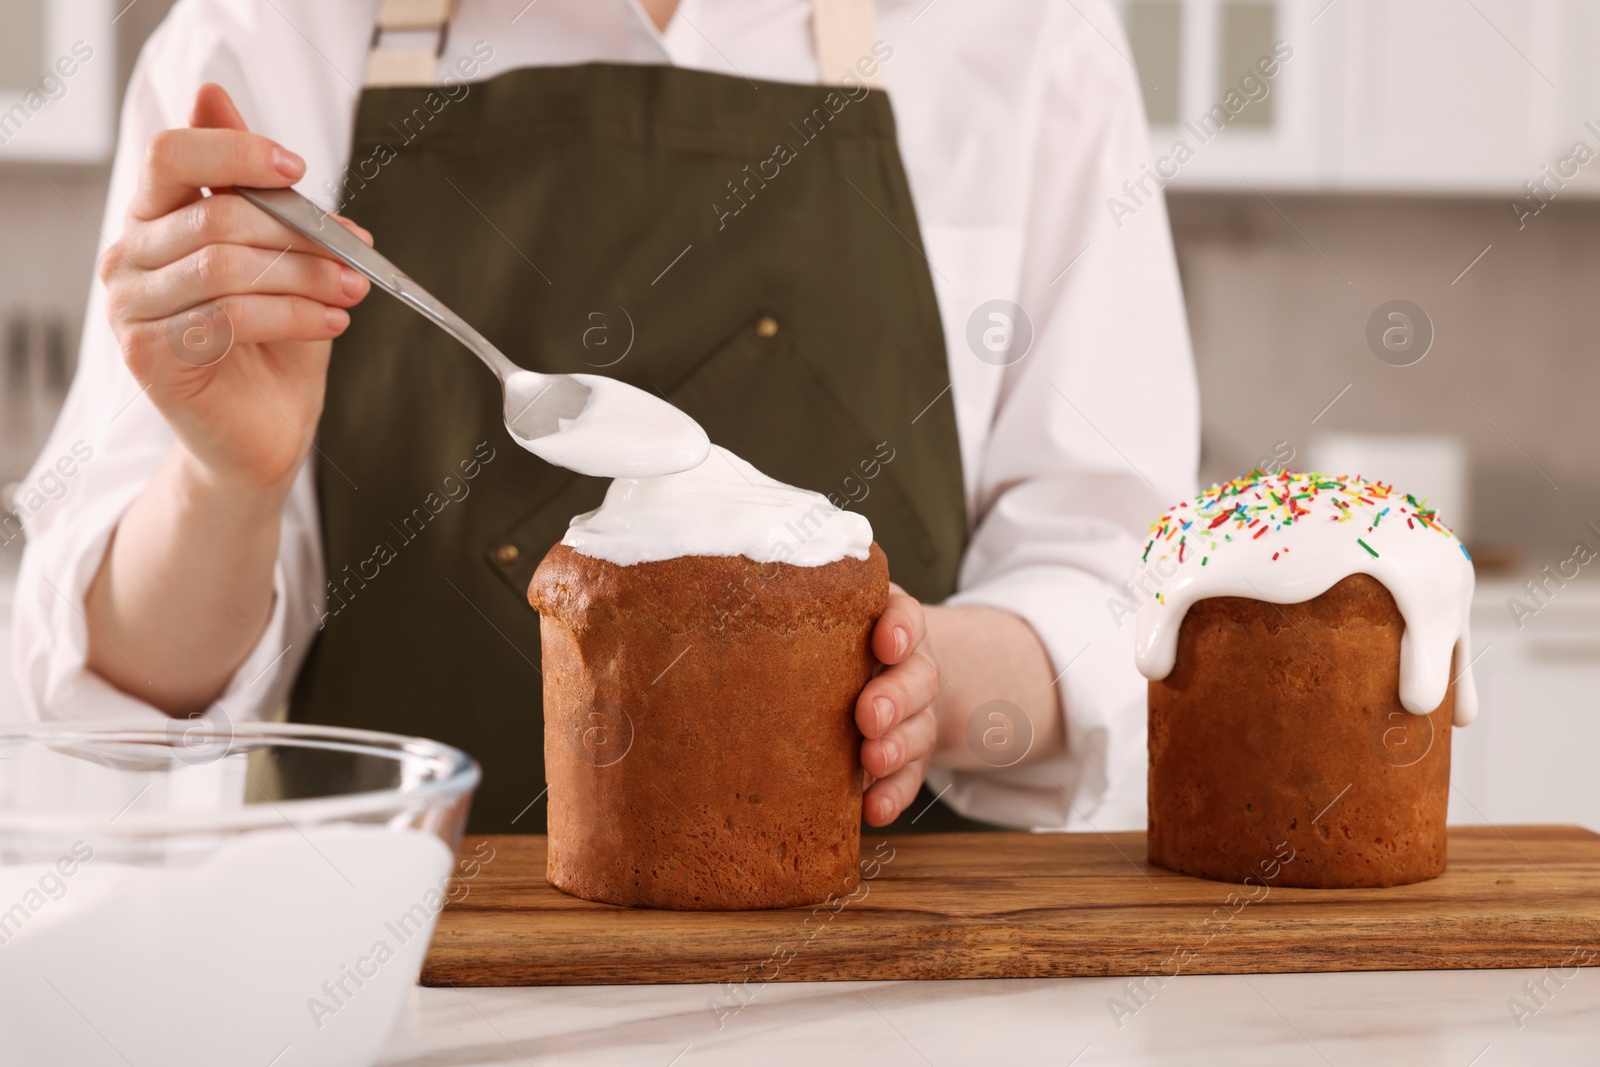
[1148,573,1453,889]
[529,541,889,910]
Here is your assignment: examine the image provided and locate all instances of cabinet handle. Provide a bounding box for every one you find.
[1525,639,1600,663]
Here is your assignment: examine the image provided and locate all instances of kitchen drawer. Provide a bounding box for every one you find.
[1454,586,1600,831]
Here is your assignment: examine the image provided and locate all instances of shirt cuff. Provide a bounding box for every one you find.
[925,563,1149,832]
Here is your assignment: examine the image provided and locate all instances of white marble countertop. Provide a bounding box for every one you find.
[376,968,1599,1066]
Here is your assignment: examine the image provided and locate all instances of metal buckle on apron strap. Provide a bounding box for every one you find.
[361,0,882,90]
[365,0,456,88]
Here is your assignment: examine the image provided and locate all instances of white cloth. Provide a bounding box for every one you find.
[10,0,1198,831]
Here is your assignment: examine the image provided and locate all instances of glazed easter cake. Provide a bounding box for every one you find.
[528,446,887,910]
[1134,470,1476,888]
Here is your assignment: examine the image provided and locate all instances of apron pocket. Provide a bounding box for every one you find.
[482,471,609,600]
[664,314,940,581]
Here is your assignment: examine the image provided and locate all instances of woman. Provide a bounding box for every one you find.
[13,0,1197,833]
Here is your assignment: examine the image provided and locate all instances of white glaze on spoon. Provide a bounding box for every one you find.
[1131,470,1478,725]
[506,372,710,479]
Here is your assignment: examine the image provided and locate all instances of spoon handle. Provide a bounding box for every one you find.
[235,186,525,384]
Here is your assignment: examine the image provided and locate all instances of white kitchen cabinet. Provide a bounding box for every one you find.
[0,0,117,163]
[1452,578,1600,832]
[1120,0,1600,195]
[1121,0,1324,187]
[1320,0,1567,194]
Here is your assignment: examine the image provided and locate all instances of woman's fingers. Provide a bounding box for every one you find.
[190,81,248,132]
[207,293,352,345]
[117,193,372,272]
[120,294,348,381]
[130,85,299,222]
[131,127,305,222]
[872,582,926,666]
[111,244,367,324]
[863,757,930,827]
[859,586,938,824]
[856,644,938,739]
[861,705,936,780]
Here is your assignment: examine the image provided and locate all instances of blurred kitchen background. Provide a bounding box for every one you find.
[1,0,1595,827]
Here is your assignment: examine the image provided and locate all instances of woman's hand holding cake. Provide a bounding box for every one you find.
[856,583,939,827]
[856,587,1071,826]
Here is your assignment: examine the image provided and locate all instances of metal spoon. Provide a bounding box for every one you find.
[235,186,590,442]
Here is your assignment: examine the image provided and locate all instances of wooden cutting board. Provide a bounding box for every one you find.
[421,826,1600,986]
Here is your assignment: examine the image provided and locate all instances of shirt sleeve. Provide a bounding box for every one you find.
[7,4,336,728]
[924,1,1200,832]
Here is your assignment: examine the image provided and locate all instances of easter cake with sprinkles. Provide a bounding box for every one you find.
[1132,469,1477,889]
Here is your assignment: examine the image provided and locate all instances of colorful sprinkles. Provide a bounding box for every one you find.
[1139,469,1460,594]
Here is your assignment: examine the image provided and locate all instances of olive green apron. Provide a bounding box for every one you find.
[288,60,991,833]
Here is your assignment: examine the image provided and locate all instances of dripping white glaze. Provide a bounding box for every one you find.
[1131,470,1478,725]
[562,445,873,567]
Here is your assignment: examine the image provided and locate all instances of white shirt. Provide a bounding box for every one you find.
[11,0,1198,831]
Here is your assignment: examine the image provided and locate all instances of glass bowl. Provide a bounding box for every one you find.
[0,721,480,1067]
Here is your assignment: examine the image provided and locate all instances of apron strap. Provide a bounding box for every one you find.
[365,0,457,87]
[812,0,883,88]
[362,0,882,90]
